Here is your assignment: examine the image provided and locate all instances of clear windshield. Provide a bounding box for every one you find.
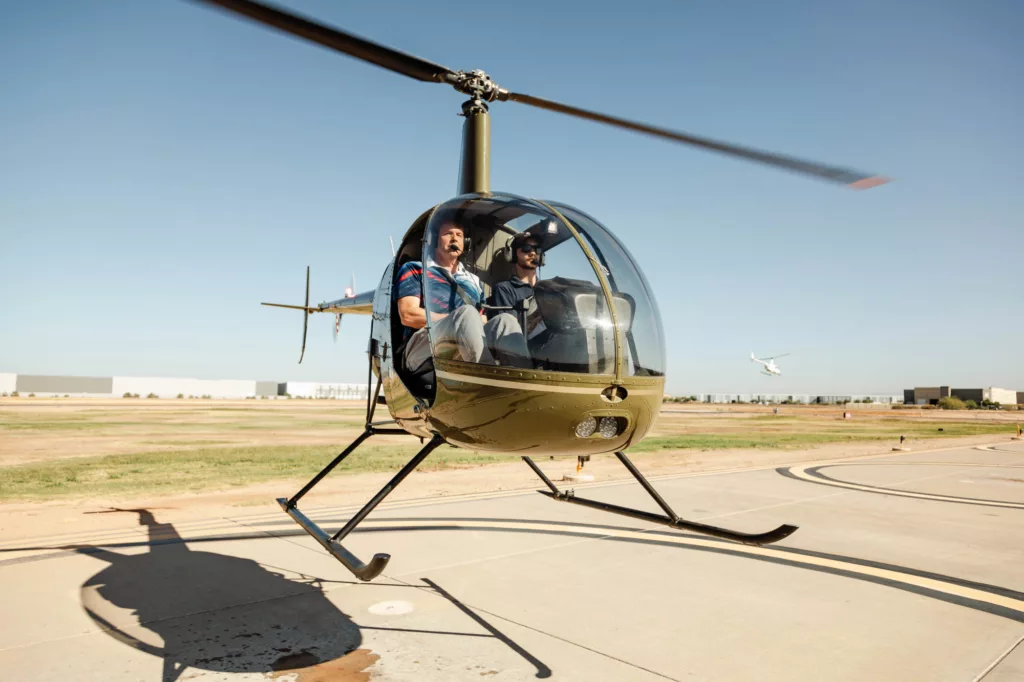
[547,203,666,377]
[420,193,617,374]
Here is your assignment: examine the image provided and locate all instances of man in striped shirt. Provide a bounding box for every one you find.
[395,220,530,372]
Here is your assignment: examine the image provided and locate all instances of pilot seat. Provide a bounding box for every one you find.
[531,276,635,374]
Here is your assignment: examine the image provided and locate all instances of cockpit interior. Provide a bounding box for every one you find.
[391,193,665,401]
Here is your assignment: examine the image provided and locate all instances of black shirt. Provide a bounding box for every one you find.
[489,276,534,319]
[489,276,547,341]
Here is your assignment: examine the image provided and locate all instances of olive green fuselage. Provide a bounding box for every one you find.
[371,263,663,455]
[360,98,665,456]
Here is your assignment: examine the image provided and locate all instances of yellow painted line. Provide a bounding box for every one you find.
[7,514,1023,620]
[786,462,1024,509]
[353,518,1024,616]
[823,461,1024,468]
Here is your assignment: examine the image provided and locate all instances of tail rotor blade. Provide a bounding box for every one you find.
[299,266,310,364]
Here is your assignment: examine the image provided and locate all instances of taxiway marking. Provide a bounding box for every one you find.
[780,461,1024,509]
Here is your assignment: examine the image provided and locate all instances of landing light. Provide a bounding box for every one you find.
[575,416,598,438]
[599,417,619,439]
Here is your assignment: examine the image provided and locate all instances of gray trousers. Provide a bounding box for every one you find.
[404,306,530,371]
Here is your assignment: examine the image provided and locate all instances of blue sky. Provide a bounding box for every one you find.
[2,0,1021,395]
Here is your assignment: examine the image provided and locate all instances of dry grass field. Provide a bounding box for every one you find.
[0,398,1019,503]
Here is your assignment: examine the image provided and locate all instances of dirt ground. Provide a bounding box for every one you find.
[0,436,1014,544]
[2,398,1020,467]
[0,399,384,466]
[1,398,1021,542]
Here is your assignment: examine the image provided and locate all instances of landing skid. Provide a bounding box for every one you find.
[275,362,445,581]
[279,364,791,582]
[523,452,797,545]
[277,428,444,581]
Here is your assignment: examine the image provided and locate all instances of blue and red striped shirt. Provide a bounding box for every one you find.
[394,260,483,341]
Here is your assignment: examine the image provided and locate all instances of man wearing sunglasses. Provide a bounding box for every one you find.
[488,233,546,342]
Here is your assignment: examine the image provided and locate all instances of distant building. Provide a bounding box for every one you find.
[282,382,368,400]
[0,373,368,400]
[907,386,950,405]
[687,393,902,405]
[904,386,1021,406]
[13,375,114,398]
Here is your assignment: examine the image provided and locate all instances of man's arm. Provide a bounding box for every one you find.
[397,296,449,328]
[396,296,426,329]
[396,262,442,329]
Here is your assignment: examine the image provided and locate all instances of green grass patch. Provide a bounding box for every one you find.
[0,412,364,433]
[633,433,848,451]
[139,439,234,446]
[0,418,142,432]
[0,444,509,502]
[634,421,1010,452]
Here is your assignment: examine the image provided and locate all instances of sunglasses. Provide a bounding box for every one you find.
[518,244,543,254]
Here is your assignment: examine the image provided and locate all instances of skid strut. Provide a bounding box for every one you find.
[278,429,444,581]
[523,452,797,545]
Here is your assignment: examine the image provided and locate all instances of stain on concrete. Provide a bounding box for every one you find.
[271,650,321,670]
[268,649,380,682]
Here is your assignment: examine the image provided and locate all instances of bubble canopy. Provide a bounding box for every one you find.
[419,193,665,377]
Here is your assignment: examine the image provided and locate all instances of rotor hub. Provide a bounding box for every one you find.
[446,69,509,102]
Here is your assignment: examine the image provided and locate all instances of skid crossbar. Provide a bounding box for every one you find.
[278,428,444,581]
[523,451,797,546]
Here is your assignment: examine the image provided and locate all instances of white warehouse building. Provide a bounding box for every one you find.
[0,374,369,400]
[111,376,258,399]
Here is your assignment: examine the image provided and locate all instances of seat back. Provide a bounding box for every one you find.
[391,255,436,400]
[532,277,635,374]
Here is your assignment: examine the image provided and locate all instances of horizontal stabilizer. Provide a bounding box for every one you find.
[261,302,319,312]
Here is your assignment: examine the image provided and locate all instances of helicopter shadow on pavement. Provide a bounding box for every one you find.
[73,508,550,682]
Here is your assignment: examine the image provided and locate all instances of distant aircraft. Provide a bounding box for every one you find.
[751,352,789,376]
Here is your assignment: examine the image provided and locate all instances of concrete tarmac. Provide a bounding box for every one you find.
[1,442,1022,681]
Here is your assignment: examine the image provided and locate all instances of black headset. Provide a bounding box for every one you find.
[503,232,545,266]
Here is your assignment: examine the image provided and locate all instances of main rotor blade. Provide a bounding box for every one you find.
[193,0,454,83]
[505,92,888,189]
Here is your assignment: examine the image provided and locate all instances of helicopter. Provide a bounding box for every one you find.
[194,0,887,582]
[751,353,790,376]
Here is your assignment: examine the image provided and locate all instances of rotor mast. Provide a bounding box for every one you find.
[451,70,506,195]
[458,98,491,195]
